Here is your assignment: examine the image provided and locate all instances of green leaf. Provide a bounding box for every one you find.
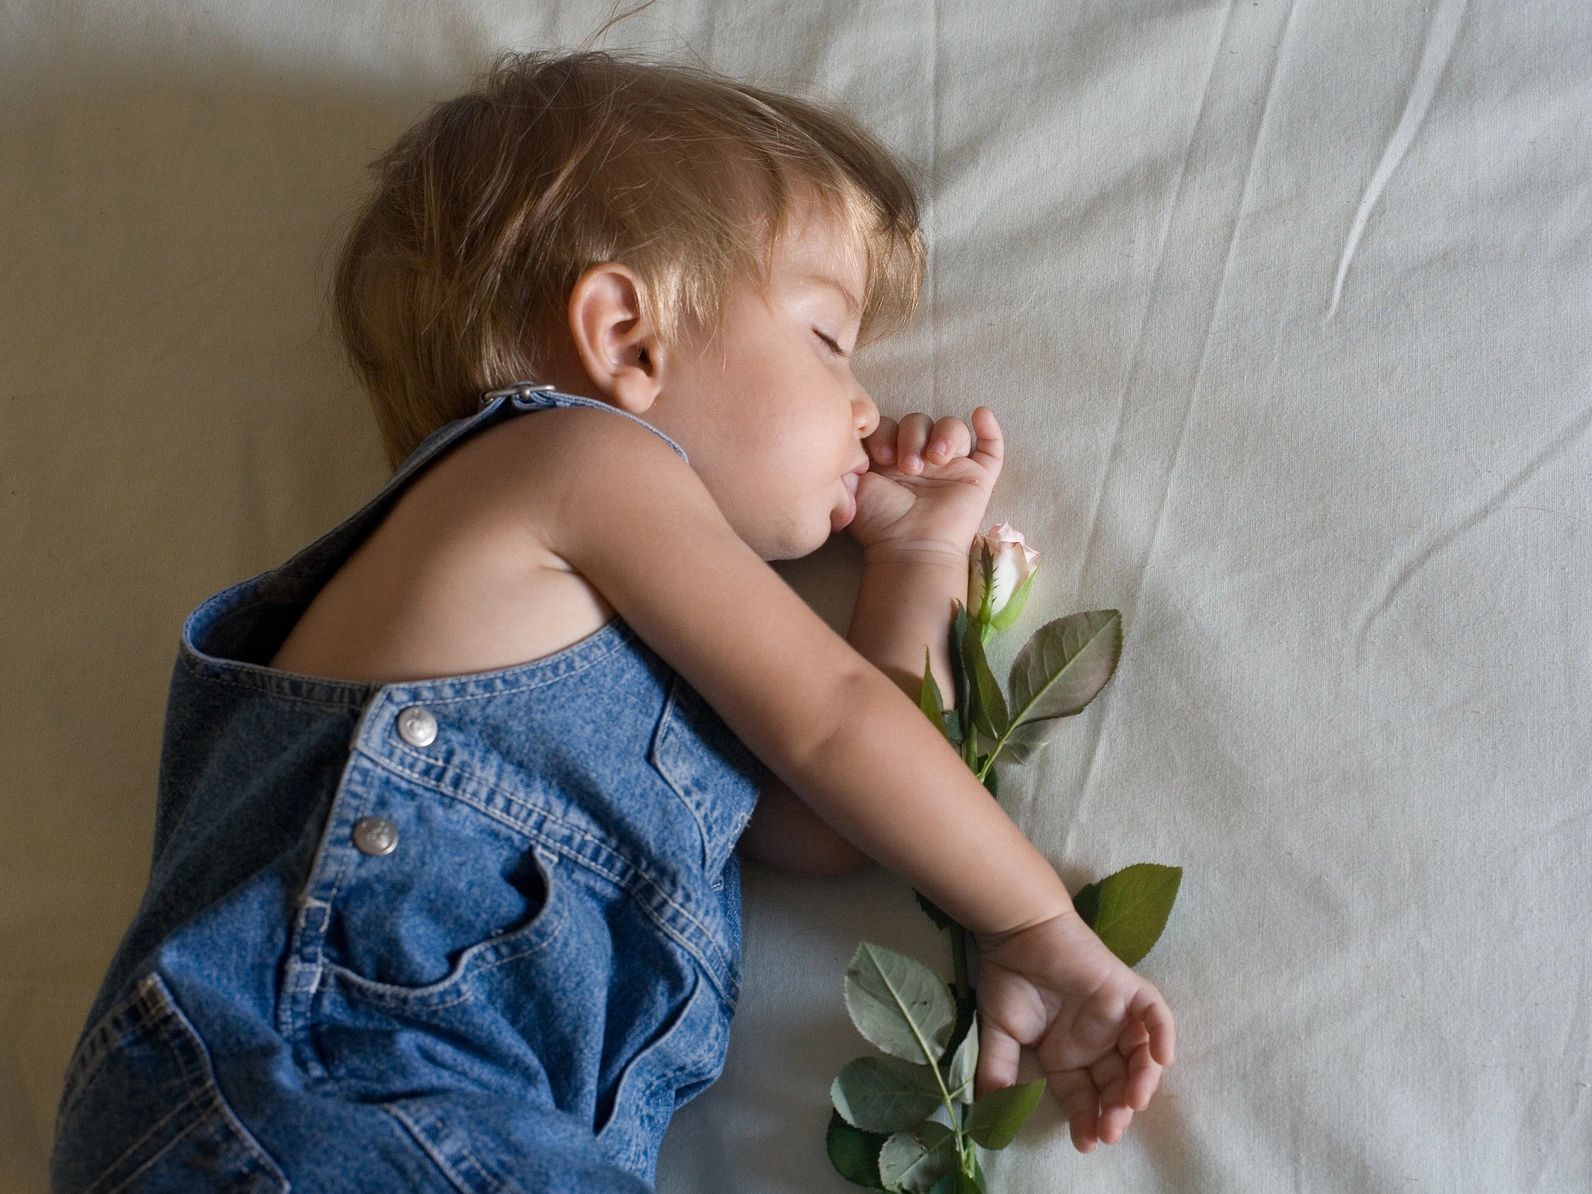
[918,649,954,744]
[969,1151,987,1190]
[844,943,957,1065]
[827,1108,889,1189]
[948,602,971,719]
[946,981,977,1059]
[1075,863,1182,966]
[967,751,1000,801]
[944,1010,979,1103]
[832,1056,946,1134]
[942,706,964,743]
[965,1080,1045,1149]
[927,1164,985,1194]
[879,1122,957,1192]
[960,609,1010,741]
[998,610,1123,764]
[1072,879,1102,928]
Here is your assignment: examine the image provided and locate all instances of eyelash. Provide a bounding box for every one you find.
[815,330,850,359]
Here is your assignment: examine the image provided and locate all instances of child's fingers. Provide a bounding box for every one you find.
[975,1015,1023,1099]
[1120,1039,1163,1111]
[1130,982,1177,1067]
[1088,1050,1132,1139]
[1049,1068,1102,1153]
[1096,1101,1134,1145]
[1085,1019,1162,1146]
[876,411,985,473]
[891,413,935,471]
[865,416,899,464]
[922,416,971,466]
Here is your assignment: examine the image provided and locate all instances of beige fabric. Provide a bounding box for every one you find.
[3,1,1588,1190]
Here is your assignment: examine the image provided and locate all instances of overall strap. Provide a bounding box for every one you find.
[479,381,689,463]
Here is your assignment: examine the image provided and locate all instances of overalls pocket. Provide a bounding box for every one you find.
[314,765,567,1006]
[51,971,288,1193]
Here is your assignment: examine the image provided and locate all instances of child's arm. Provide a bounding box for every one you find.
[535,409,1065,937]
[738,549,965,877]
[538,409,1174,1150]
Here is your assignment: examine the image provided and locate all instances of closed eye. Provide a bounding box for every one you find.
[814,329,849,359]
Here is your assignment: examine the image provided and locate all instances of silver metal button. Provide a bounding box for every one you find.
[353,816,398,856]
[479,381,555,409]
[396,705,437,747]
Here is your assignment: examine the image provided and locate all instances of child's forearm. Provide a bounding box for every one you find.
[785,548,1076,937]
[745,550,970,875]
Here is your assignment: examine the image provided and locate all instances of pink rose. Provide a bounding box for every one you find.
[967,522,1039,632]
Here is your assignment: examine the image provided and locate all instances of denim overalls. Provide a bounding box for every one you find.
[50,383,771,1193]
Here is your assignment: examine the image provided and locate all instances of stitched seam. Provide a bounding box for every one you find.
[635,1046,720,1122]
[277,754,390,1069]
[369,748,613,843]
[177,653,372,709]
[208,1094,285,1185]
[379,632,636,704]
[654,678,713,871]
[149,976,285,1182]
[652,759,713,874]
[599,989,720,1163]
[85,975,283,1193]
[95,1113,208,1194]
[85,1092,202,1194]
[58,978,153,1118]
[382,1103,503,1194]
[179,614,636,708]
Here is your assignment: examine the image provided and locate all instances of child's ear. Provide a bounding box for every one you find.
[565,262,663,415]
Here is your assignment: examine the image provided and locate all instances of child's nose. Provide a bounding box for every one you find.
[854,390,880,437]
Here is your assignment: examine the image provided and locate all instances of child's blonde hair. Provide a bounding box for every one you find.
[329,47,928,471]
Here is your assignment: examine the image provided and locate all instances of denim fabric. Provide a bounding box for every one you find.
[51,385,771,1192]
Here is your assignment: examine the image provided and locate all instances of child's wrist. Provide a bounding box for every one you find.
[860,541,969,569]
[972,901,1079,952]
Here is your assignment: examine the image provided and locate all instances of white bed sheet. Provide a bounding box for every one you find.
[3,1,1588,1190]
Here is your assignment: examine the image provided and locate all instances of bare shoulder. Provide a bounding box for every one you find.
[520,406,867,779]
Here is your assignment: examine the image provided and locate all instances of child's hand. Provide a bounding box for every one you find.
[846,406,1004,562]
[970,910,1177,1154]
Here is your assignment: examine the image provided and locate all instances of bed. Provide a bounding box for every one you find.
[3,1,1588,1190]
